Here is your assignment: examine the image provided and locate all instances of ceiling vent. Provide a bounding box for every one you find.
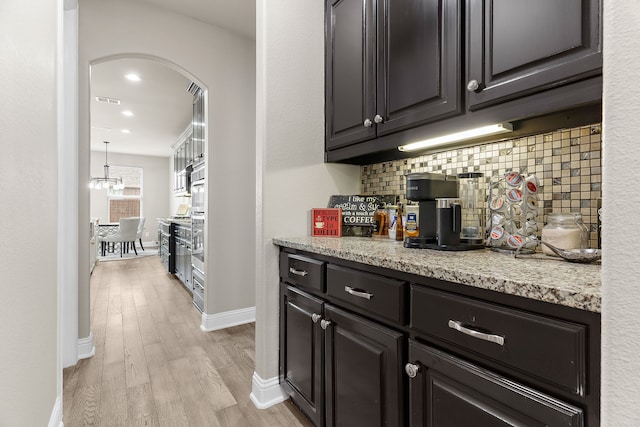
[95,96,121,105]
[186,81,201,96]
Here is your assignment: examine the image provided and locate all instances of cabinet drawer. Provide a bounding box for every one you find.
[280,253,326,292]
[407,340,583,427]
[410,285,586,396]
[327,264,405,324]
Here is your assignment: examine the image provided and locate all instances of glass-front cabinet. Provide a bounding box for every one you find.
[192,88,205,166]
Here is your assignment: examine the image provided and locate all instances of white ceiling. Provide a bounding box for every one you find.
[90,0,255,158]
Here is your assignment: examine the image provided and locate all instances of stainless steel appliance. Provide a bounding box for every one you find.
[174,223,192,292]
[191,195,205,311]
[404,172,484,251]
[158,220,175,272]
[191,214,204,273]
[192,264,205,312]
[191,163,205,214]
[404,173,458,248]
[435,198,462,247]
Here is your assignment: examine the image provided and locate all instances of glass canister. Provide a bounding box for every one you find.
[541,212,589,255]
[457,172,486,244]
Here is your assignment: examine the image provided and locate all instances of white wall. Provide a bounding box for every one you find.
[78,0,256,335]
[601,1,640,424]
[252,0,361,401]
[90,150,171,243]
[0,0,61,425]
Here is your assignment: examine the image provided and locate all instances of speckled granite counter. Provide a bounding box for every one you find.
[273,237,601,313]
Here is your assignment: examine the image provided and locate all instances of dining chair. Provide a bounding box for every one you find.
[136,217,146,251]
[102,217,140,257]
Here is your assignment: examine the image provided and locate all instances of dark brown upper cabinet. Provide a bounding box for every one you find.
[325,0,462,151]
[324,0,603,164]
[465,0,602,111]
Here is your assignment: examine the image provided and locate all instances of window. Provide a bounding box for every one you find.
[108,166,143,223]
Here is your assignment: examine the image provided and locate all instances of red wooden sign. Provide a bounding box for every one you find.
[311,208,342,237]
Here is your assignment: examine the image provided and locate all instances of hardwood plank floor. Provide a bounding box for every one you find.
[64,255,311,427]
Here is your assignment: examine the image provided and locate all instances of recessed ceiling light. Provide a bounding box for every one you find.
[121,129,131,134]
[122,110,134,117]
[125,73,142,82]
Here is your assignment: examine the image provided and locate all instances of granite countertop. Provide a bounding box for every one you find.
[273,236,601,313]
[159,217,192,225]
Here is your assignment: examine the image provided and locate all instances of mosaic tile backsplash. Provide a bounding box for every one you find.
[361,123,602,248]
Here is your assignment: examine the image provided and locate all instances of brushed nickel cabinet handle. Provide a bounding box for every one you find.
[364,118,373,128]
[345,286,373,300]
[448,320,505,346]
[311,313,322,323]
[289,267,308,277]
[374,114,384,124]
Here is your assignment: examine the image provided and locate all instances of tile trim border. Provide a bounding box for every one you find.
[200,306,256,332]
[249,371,287,410]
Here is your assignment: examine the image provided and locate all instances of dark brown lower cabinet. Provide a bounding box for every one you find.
[406,339,584,427]
[324,304,404,427]
[279,248,599,426]
[280,284,325,426]
[280,283,404,427]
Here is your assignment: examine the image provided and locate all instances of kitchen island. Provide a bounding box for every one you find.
[274,236,601,427]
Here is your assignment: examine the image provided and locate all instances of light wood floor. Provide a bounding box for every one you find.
[63,255,311,427]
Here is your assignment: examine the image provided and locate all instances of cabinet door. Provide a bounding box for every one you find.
[376,0,462,136]
[280,285,324,427]
[324,304,403,427]
[406,340,583,427]
[466,0,602,111]
[325,0,376,150]
[192,90,205,165]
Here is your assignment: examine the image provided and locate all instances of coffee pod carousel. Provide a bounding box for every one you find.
[487,171,540,253]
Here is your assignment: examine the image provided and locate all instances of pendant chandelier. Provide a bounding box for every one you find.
[89,141,124,190]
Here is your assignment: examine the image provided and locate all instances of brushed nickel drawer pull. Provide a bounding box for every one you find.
[289,267,308,277]
[448,320,505,346]
[344,286,373,300]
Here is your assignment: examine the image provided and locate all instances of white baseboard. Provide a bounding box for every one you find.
[48,396,63,427]
[249,372,287,409]
[200,306,256,332]
[77,332,95,360]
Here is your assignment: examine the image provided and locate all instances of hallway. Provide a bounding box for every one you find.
[63,255,310,426]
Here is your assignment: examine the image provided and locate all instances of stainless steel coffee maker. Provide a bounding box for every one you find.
[404,172,485,251]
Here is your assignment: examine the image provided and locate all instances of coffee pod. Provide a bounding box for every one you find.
[506,188,523,203]
[525,175,539,194]
[506,233,525,249]
[503,219,520,234]
[489,225,506,246]
[507,203,523,220]
[526,195,538,210]
[505,172,523,187]
[490,212,506,226]
[522,220,538,236]
[489,196,506,212]
[523,235,539,249]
